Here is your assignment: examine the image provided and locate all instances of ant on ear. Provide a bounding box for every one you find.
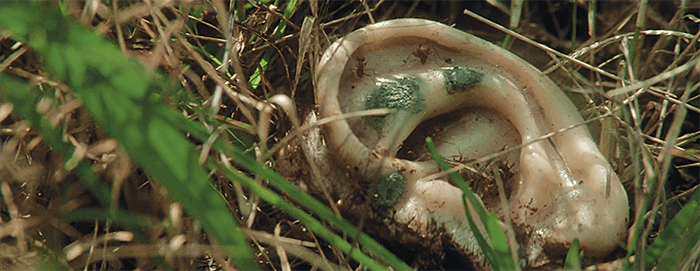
[403,43,445,65]
[353,56,375,78]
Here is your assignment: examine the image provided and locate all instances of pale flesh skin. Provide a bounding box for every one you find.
[315,19,629,268]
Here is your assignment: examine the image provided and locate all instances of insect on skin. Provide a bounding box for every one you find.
[405,43,450,65]
[413,44,432,64]
[353,56,368,78]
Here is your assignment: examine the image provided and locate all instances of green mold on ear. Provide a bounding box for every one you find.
[371,172,407,208]
[443,66,483,94]
[363,76,423,127]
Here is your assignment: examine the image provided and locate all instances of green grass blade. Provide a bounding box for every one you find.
[248,0,298,90]
[501,0,523,49]
[644,189,700,270]
[0,2,407,269]
[176,110,410,269]
[210,161,390,270]
[0,2,258,269]
[426,137,517,270]
[197,132,412,270]
[564,238,582,271]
